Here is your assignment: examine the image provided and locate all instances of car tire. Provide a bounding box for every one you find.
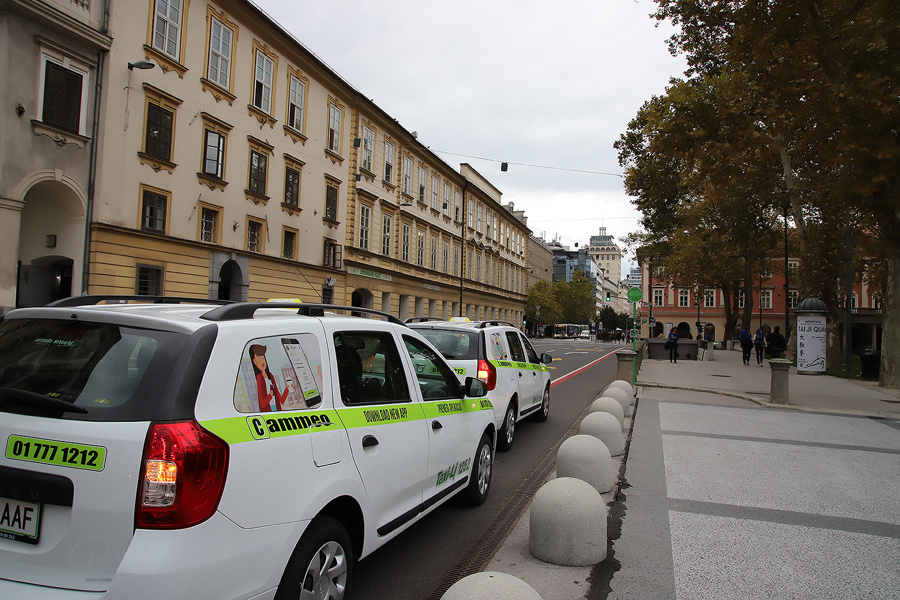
[275,516,354,600]
[531,386,550,422]
[497,403,516,452]
[459,434,493,506]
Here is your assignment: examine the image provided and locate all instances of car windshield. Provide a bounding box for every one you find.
[0,318,187,421]
[415,329,479,360]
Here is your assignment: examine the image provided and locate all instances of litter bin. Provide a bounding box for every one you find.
[860,350,880,380]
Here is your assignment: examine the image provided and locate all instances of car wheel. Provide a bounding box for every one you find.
[531,386,550,422]
[275,516,353,600]
[459,434,493,506]
[497,403,516,452]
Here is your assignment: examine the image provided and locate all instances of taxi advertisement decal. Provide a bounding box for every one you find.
[5,435,107,471]
[489,360,549,373]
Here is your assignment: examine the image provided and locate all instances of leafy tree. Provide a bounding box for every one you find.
[649,0,900,386]
[561,272,595,324]
[525,280,561,328]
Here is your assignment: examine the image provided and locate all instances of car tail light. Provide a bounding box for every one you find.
[135,420,229,529]
[477,359,497,391]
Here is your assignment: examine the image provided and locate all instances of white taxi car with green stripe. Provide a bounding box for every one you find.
[0,298,495,600]
[408,319,552,452]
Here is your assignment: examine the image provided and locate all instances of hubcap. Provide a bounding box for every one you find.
[505,409,515,443]
[477,443,492,495]
[301,541,348,600]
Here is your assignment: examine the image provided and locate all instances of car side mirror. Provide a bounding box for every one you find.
[464,377,487,398]
[541,353,552,364]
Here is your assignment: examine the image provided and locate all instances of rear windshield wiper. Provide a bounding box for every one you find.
[0,388,89,414]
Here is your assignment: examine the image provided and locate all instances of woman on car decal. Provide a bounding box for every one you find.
[249,343,290,412]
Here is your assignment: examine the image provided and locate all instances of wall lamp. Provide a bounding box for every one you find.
[128,60,155,71]
[399,201,413,207]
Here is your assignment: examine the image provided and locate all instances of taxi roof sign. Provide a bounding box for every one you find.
[449,316,471,322]
[266,298,302,303]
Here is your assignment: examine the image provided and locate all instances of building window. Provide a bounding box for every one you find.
[359,204,371,250]
[653,288,664,306]
[324,238,342,269]
[417,230,425,267]
[430,234,438,270]
[467,200,474,230]
[152,0,182,60]
[382,213,392,256]
[247,218,264,253]
[432,176,440,210]
[679,289,689,307]
[738,290,745,309]
[282,227,297,260]
[136,264,164,296]
[141,187,168,233]
[454,191,461,222]
[287,74,305,131]
[384,142,394,183]
[705,290,716,308]
[248,150,267,195]
[454,244,460,276]
[41,60,84,134]
[788,290,799,309]
[403,156,412,196]
[362,126,374,172]
[485,210,493,238]
[253,49,274,114]
[468,249,474,279]
[207,16,233,89]
[202,129,225,179]
[443,184,451,216]
[476,204,483,233]
[443,241,449,272]
[328,102,342,154]
[325,180,339,221]
[401,223,411,262]
[284,165,301,208]
[145,102,173,161]
[476,254,482,283]
[199,204,220,243]
[761,290,772,309]
[418,167,427,203]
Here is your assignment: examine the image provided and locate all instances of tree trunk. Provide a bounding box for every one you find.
[880,231,899,387]
[721,282,739,341]
[741,258,755,329]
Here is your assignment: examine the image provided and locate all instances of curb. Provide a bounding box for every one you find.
[637,382,900,420]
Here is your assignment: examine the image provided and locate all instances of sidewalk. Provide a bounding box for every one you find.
[638,345,900,418]
[485,347,900,600]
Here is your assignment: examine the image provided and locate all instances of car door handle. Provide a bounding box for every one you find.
[432,421,443,430]
[362,435,379,448]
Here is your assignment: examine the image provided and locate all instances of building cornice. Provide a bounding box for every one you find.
[3,0,112,52]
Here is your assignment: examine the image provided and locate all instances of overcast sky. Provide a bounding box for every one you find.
[255,0,687,265]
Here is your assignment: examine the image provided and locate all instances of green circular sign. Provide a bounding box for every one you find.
[627,286,643,303]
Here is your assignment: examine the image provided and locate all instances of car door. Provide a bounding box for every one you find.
[401,334,477,508]
[504,330,541,414]
[328,325,429,536]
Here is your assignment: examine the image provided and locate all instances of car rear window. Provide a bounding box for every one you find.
[415,329,479,360]
[0,318,188,421]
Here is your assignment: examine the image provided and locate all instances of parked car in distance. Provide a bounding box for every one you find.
[408,318,552,452]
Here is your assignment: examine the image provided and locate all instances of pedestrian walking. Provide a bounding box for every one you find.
[754,327,766,366]
[739,326,753,366]
[666,328,679,363]
[768,326,787,359]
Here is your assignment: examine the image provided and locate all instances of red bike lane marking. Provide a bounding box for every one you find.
[551,350,619,387]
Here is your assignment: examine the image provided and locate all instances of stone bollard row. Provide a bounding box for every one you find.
[600,386,632,417]
[441,571,543,600]
[579,411,624,456]
[589,396,624,430]
[529,477,608,566]
[557,434,614,494]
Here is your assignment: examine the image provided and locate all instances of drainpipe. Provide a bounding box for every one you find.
[82,0,110,295]
[458,180,468,316]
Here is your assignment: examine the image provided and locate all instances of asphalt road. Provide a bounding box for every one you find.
[351,338,625,599]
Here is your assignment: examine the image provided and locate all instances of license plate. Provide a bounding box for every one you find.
[0,496,41,544]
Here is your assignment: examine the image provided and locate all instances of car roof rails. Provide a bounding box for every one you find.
[475,320,517,329]
[200,302,404,325]
[405,317,444,324]
[46,295,232,307]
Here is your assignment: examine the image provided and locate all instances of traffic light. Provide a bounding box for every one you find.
[606,291,611,301]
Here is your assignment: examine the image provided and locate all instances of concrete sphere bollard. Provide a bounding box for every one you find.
[605,379,634,399]
[529,477,608,566]
[589,396,624,430]
[601,386,632,417]
[557,434,614,494]
[441,571,543,600]
[579,411,625,456]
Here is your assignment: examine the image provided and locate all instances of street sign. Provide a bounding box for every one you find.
[649,317,656,327]
[627,286,642,303]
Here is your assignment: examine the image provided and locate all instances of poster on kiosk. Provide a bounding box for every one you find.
[796,315,827,372]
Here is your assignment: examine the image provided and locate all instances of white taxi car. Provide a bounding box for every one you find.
[408,319,552,452]
[0,298,495,600]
